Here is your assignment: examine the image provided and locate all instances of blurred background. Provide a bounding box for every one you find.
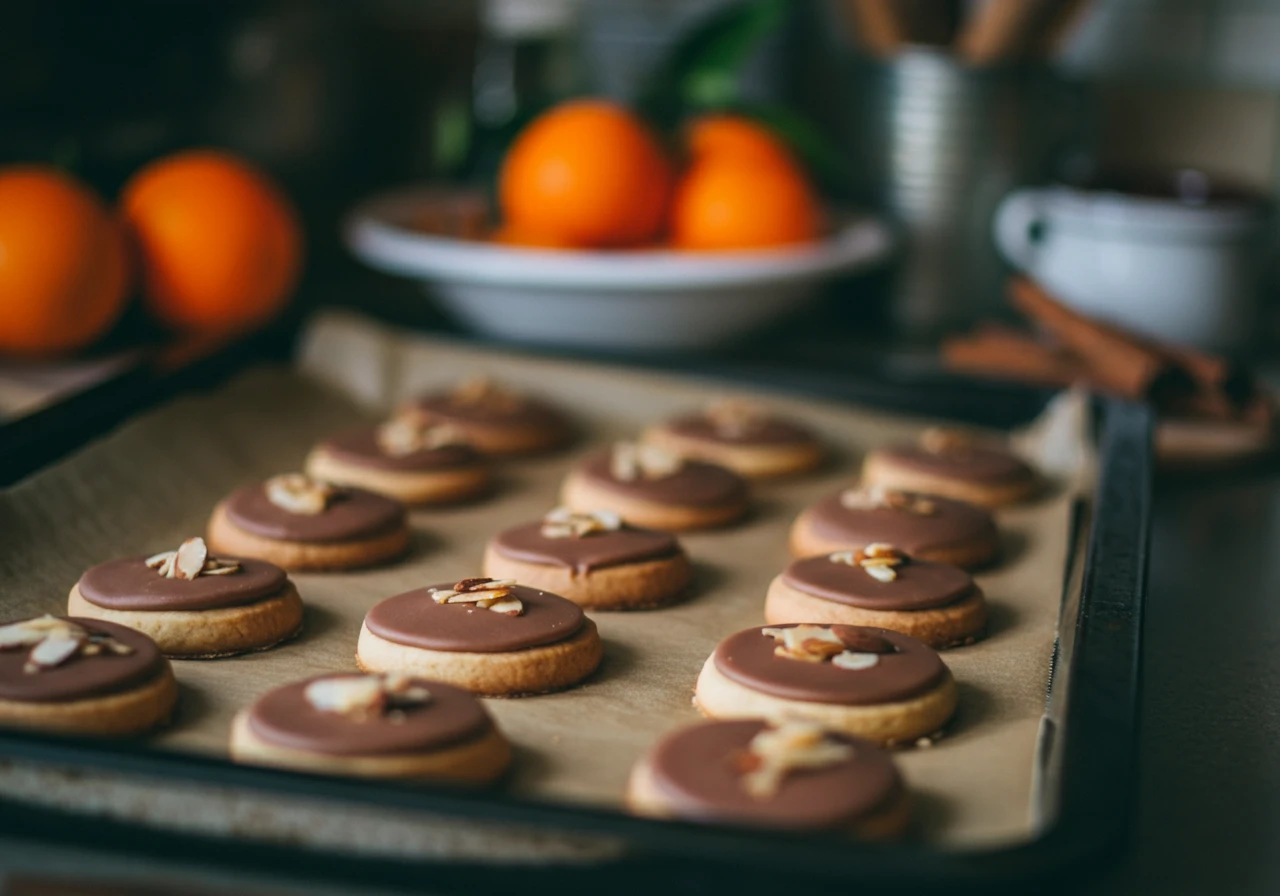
[0,0,1277,422]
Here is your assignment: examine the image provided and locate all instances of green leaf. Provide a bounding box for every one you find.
[637,0,788,131]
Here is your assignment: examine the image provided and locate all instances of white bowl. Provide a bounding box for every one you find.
[345,187,894,351]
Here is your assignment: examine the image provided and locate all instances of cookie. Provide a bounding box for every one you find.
[68,537,303,658]
[483,508,693,610]
[0,615,176,736]
[305,415,490,506]
[402,376,572,457]
[643,400,824,479]
[230,673,511,782]
[207,473,410,571]
[862,428,1040,508]
[357,577,602,696]
[789,485,998,569]
[765,545,987,648]
[694,624,957,745]
[561,442,749,531]
[627,719,909,838]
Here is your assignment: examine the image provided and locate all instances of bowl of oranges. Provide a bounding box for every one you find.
[347,101,891,351]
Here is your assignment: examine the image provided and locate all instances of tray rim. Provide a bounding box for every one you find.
[0,321,1152,891]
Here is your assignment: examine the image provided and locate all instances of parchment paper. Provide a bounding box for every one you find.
[0,311,1090,857]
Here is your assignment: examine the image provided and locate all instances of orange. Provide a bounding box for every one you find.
[685,114,798,168]
[669,156,821,251]
[0,167,130,356]
[122,149,302,334]
[499,99,671,248]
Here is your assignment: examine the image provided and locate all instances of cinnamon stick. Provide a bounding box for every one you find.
[941,324,1085,388]
[1006,275,1175,399]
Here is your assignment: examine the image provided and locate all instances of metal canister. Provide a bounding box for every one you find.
[848,48,1075,333]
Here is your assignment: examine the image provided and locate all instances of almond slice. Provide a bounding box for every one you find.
[832,651,880,670]
[25,635,84,673]
[174,537,209,580]
[304,676,387,716]
[864,564,898,583]
[486,597,524,616]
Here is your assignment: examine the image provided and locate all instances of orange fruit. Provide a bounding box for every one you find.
[685,114,797,168]
[0,167,130,356]
[122,150,302,334]
[669,156,821,251]
[499,99,671,248]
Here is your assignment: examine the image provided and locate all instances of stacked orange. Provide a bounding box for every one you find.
[0,151,301,357]
[495,100,821,253]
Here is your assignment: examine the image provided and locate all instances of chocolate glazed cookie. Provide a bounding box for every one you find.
[694,624,958,745]
[231,674,512,782]
[403,377,573,456]
[305,420,491,506]
[68,537,304,658]
[482,509,694,610]
[765,546,988,648]
[627,719,910,838]
[789,486,999,569]
[357,578,603,696]
[861,429,1041,508]
[207,474,410,571]
[642,401,825,479]
[561,443,749,531]
[0,616,177,736]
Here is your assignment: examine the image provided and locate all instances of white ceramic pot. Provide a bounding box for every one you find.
[345,187,893,352]
[994,184,1268,351]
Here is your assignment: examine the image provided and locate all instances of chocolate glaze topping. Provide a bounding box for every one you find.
[246,675,493,757]
[224,482,405,543]
[0,618,164,703]
[805,490,996,555]
[318,425,483,473]
[410,390,569,432]
[665,413,816,447]
[649,720,901,829]
[365,583,584,653]
[491,521,680,574]
[782,555,975,611]
[883,443,1035,484]
[714,625,946,705]
[79,557,288,611]
[577,451,747,508]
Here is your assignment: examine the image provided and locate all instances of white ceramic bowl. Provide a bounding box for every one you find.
[345,188,893,351]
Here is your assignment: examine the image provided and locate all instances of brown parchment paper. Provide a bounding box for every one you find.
[0,311,1090,859]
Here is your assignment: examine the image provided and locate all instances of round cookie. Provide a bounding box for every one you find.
[789,485,998,569]
[305,417,490,506]
[68,537,303,658]
[231,673,511,782]
[862,428,1040,508]
[642,400,824,479]
[627,719,909,838]
[765,546,987,648]
[402,376,572,457]
[207,473,410,571]
[357,577,602,696]
[694,624,957,745]
[483,508,693,610]
[561,442,749,532]
[0,615,177,736]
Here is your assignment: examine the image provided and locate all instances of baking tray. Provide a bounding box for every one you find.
[0,313,1150,893]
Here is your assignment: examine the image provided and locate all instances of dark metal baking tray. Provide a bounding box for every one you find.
[0,315,1150,895]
